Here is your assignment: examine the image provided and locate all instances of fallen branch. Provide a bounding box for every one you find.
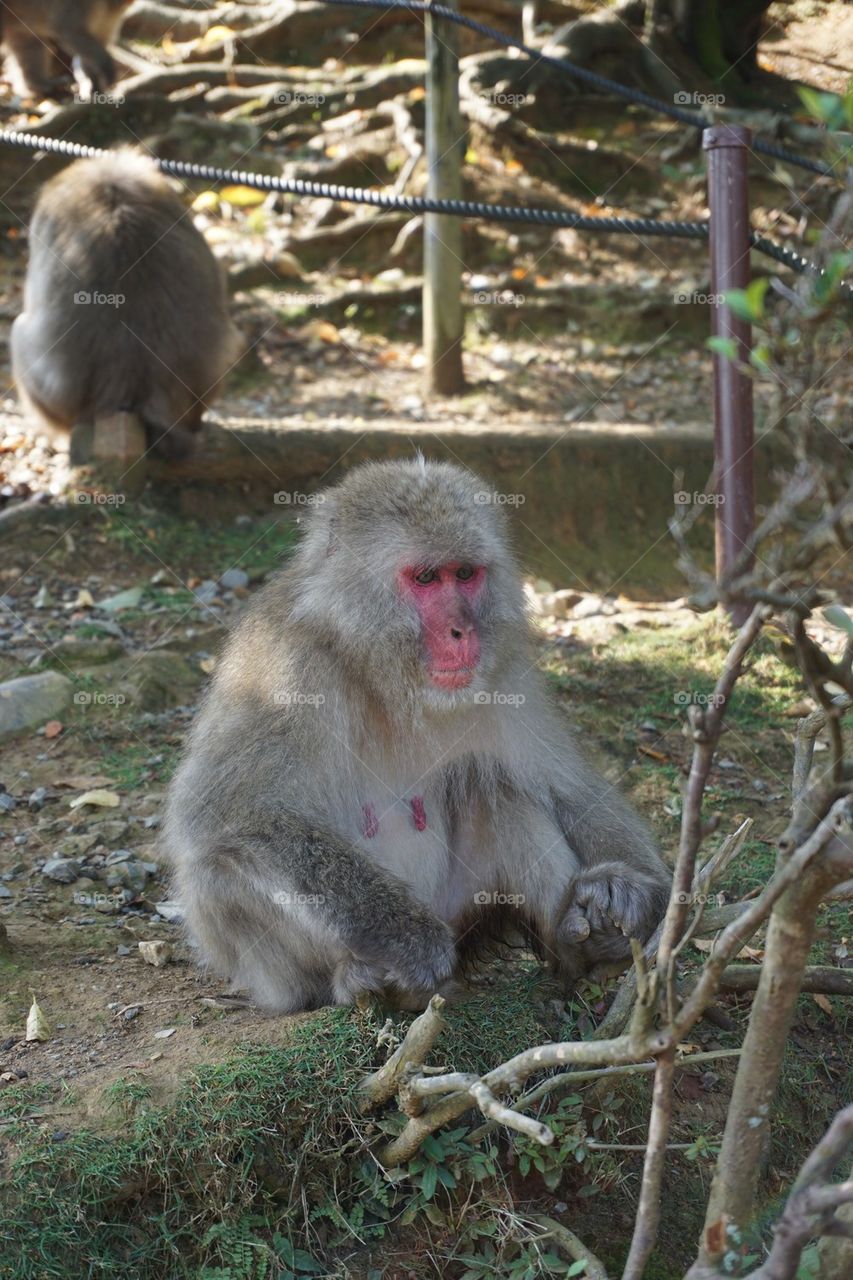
[719,965,853,996]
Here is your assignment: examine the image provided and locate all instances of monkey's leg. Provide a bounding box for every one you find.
[4,32,57,100]
[180,824,457,1012]
[92,412,147,463]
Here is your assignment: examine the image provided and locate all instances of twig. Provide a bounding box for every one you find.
[359,994,446,1110]
[532,1216,609,1280]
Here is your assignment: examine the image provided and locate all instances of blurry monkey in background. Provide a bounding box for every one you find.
[165,458,671,1012]
[12,150,242,460]
[0,0,131,100]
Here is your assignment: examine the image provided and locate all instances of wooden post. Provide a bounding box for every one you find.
[703,124,755,625]
[423,0,466,396]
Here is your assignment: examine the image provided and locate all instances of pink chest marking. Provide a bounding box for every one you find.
[411,796,427,831]
[362,803,378,839]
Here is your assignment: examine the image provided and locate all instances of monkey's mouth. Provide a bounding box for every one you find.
[429,666,476,691]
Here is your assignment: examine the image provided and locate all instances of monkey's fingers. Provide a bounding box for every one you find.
[557,905,591,942]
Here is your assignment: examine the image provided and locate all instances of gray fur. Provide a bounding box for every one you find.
[164,459,670,1010]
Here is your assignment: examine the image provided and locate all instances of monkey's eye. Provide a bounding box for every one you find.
[456,565,476,582]
[414,568,438,586]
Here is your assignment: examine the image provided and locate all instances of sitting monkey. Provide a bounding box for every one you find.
[12,150,241,460]
[164,459,670,1010]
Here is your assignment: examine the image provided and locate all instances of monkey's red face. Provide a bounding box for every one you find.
[399,562,485,691]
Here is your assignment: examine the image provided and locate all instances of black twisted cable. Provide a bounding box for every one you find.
[320,0,839,180]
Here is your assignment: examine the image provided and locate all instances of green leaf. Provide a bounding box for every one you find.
[797,85,847,129]
[568,1262,589,1276]
[420,1164,438,1200]
[707,336,738,361]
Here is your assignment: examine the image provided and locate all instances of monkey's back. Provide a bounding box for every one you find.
[15,151,240,434]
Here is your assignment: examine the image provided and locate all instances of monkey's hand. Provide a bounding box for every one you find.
[370,909,457,998]
[71,47,116,96]
[556,861,669,973]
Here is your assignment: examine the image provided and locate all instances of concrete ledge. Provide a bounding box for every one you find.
[148,417,762,595]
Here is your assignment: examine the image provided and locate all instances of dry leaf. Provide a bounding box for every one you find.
[813,993,833,1015]
[219,185,266,208]
[192,191,220,214]
[638,744,669,762]
[25,994,51,1042]
[57,774,113,790]
[75,589,95,609]
[69,789,120,810]
[199,657,216,674]
[43,721,63,739]
[303,320,340,344]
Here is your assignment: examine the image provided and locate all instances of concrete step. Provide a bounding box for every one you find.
[149,416,761,596]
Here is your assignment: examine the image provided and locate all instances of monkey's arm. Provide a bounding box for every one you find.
[60,24,115,92]
[550,769,670,950]
[232,814,457,995]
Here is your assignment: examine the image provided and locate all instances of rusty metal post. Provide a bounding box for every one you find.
[703,125,755,624]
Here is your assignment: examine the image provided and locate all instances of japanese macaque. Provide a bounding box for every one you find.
[12,150,241,460]
[0,0,131,100]
[164,460,670,1011]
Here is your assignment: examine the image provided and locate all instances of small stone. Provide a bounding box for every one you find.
[193,580,220,605]
[98,587,143,613]
[116,945,130,956]
[104,849,134,866]
[139,940,173,968]
[144,815,161,829]
[42,857,81,884]
[33,585,53,609]
[153,1027,176,1039]
[0,884,12,898]
[0,672,75,742]
[541,589,583,619]
[28,787,48,811]
[0,793,16,813]
[122,1005,142,1021]
[219,568,249,591]
[153,900,183,924]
